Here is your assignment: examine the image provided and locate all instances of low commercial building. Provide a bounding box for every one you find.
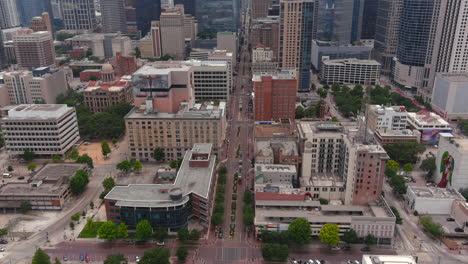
[435,134,468,189]
[104,144,216,232]
[320,58,381,85]
[406,186,465,215]
[254,164,297,185]
[0,164,86,212]
[64,33,132,59]
[362,255,416,264]
[0,104,80,156]
[366,105,408,133]
[374,129,420,145]
[311,40,372,71]
[431,73,468,121]
[406,112,452,144]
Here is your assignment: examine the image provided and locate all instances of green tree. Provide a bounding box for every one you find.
[117,223,129,239]
[21,148,35,161]
[111,138,118,145]
[153,227,168,242]
[28,162,37,172]
[134,47,141,58]
[420,216,444,238]
[319,198,329,205]
[104,254,127,264]
[295,106,305,119]
[19,200,32,214]
[102,177,115,191]
[140,247,170,264]
[54,257,61,264]
[32,248,51,264]
[317,88,328,98]
[177,227,190,241]
[101,140,111,157]
[385,166,397,178]
[211,213,222,226]
[318,223,340,247]
[70,170,89,195]
[0,228,8,237]
[420,157,436,179]
[403,163,414,176]
[219,167,227,174]
[116,160,132,173]
[343,229,359,244]
[384,142,426,164]
[189,229,200,241]
[304,106,316,118]
[153,148,164,161]
[390,174,407,195]
[136,219,153,241]
[331,83,341,92]
[52,155,61,163]
[459,188,468,201]
[390,206,403,224]
[7,165,13,172]
[364,234,377,246]
[169,160,178,168]
[243,190,253,204]
[98,221,118,241]
[261,243,289,261]
[386,160,399,171]
[261,231,290,244]
[133,160,142,173]
[76,154,94,168]
[67,148,79,160]
[176,247,188,262]
[288,218,311,245]
[331,116,338,122]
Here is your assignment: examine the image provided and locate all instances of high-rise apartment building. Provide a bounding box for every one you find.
[29,13,52,33]
[174,0,196,16]
[0,104,80,156]
[3,67,68,104]
[135,0,162,37]
[101,0,127,34]
[0,30,6,69]
[160,10,186,60]
[252,17,280,59]
[0,0,21,28]
[360,0,379,39]
[253,70,297,121]
[252,0,274,19]
[16,0,52,27]
[13,30,55,69]
[59,0,96,30]
[278,0,318,92]
[372,0,402,75]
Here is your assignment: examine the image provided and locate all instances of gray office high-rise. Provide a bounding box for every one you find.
[0,0,21,28]
[135,0,162,37]
[0,30,6,69]
[174,0,196,16]
[360,0,379,39]
[101,0,127,33]
[16,0,52,27]
[59,0,97,30]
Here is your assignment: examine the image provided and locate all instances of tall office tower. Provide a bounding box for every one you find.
[252,17,280,59]
[372,0,402,75]
[16,0,52,27]
[135,0,162,37]
[278,0,318,92]
[360,0,379,39]
[0,30,6,69]
[150,21,163,58]
[160,10,186,60]
[13,30,55,69]
[101,0,127,33]
[252,0,273,19]
[0,0,21,28]
[316,0,363,44]
[174,0,196,16]
[59,0,97,30]
[30,13,52,34]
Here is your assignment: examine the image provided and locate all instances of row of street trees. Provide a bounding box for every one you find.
[211,167,227,226]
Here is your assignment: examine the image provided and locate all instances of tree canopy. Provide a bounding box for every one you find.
[364,234,377,246]
[176,247,188,261]
[153,148,164,161]
[136,220,153,241]
[101,140,111,157]
[140,247,170,264]
[420,216,444,238]
[386,160,399,171]
[420,156,436,179]
[288,218,311,245]
[177,227,190,241]
[261,243,289,262]
[153,227,168,242]
[76,154,94,168]
[21,148,35,161]
[342,229,359,244]
[384,142,425,164]
[32,248,51,264]
[70,170,89,195]
[104,254,127,264]
[318,223,340,246]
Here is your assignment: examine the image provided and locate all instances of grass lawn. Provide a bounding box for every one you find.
[80,219,104,238]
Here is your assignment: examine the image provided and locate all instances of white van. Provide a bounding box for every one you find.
[2,173,12,178]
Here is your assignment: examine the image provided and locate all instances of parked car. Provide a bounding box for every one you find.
[62,256,68,261]
[218,231,223,239]
[17,176,24,180]
[0,247,5,252]
[85,255,90,262]
[447,217,455,222]
[0,240,8,244]
[454,227,464,232]
[79,254,84,261]
[331,246,341,251]
[135,256,140,263]
[361,247,370,252]
[156,241,165,246]
[343,245,351,251]
[461,241,468,245]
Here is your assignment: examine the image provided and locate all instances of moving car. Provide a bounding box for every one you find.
[454,227,464,232]
[446,217,455,222]
[218,231,223,239]
[361,247,370,252]
[156,241,165,246]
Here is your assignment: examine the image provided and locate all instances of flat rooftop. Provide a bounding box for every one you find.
[85,80,130,92]
[32,163,85,182]
[255,164,296,173]
[254,121,295,138]
[362,255,416,264]
[369,105,407,114]
[3,104,72,120]
[409,186,465,200]
[255,140,298,157]
[375,129,418,137]
[125,102,225,120]
[252,70,296,81]
[105,144,215,208]
[133,63,192,76]
[301,173,346,188]
[322,58,381,66]
[407,112,449,127]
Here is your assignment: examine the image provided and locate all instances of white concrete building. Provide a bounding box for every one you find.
[183,60,231,101]
[255,164,297,185]
[253,46,274,63]
[367,105,408,133]
[406,112,452,144]
[207,50,234,80]
[406,186,465,215]
[431,73,468,121]
[320,58,381,85]
[435,134,468,190]
[362,255,416,264]
[0,104,80,156]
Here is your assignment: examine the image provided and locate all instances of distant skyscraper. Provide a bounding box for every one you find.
[16,0,52,26]
[252,0,273,19]
[101,0,127,33]
[0,30,6,68]
[278,0,318,91]
[350,0,364,43]
[174,0,196,16]
[0,0,21,28]
[135,0,162,37]
[372,0,402,75]
[59,0,97,30]
[13,30,55,69]
[160,9,185,60]
[360,0,378,39]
